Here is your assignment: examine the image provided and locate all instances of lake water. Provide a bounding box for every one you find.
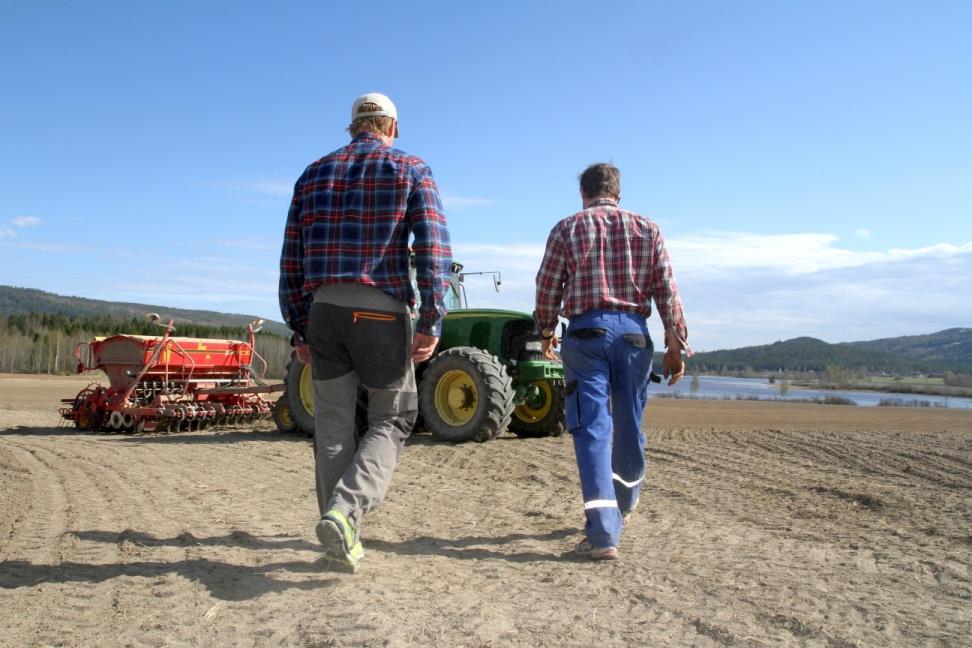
[654,375,972,410]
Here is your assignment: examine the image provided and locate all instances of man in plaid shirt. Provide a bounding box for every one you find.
[279,92,451,572]
[534,162,689,560]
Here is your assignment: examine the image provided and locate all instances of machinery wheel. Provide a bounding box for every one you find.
[285,355,316,435]
[283,353,368,439]
[509,379,566,438]
[74,403,95,430]
[419,347,514,443]
[273,395,299,434]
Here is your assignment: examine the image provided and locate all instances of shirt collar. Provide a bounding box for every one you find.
[586,197,619,208]
[353,132,384,144]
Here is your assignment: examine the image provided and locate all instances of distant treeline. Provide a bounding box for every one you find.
[944,371,972,388]
[0,313,292,379]
[675,336,970,375]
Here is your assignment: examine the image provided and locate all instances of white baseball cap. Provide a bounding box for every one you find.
[351,92,398,121]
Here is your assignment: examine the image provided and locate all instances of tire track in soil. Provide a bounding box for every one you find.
[0,431,322,648]
[645,422,972,643]
[0,440,72,562]
[0,438,121,647]
[0,446,33,559]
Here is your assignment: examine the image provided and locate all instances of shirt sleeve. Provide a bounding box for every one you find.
[534,223,569,332]
[278,178,309,339]
[408,163,452,337]
[647,228,690,353]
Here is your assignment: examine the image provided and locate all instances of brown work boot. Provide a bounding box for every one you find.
[571,538,619,561]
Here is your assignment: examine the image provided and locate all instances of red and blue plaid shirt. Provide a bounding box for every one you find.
[535,198,689,348]
[279,133,452,338]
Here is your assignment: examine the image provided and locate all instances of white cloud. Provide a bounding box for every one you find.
[669,232,885,276]
[0,227,14,238]
[441,195,490,210]
[15,227,967,353]
[855,228,871,238]
[452,233,972,351]
[11,216,42,227]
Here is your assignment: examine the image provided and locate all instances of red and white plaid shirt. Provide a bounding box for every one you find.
[534,198,689,348]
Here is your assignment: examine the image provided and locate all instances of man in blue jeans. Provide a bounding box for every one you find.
[534,163,690,560]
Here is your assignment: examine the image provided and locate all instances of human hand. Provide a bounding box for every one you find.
[295,339,311,366]
[542,335,559,361]
[662,339,685,386]
[411,333,439,363]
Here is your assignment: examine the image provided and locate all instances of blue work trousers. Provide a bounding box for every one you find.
[561,309,654,549]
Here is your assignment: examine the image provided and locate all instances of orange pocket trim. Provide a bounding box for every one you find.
[353,311,397,323]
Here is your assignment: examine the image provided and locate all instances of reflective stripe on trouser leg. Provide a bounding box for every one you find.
[584,499,619,510]
[609,320,653,516]
[562,313,623,549]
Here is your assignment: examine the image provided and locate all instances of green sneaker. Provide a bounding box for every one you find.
[316,509,364,573]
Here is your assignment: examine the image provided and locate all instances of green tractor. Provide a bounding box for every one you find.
[277,262,566,443]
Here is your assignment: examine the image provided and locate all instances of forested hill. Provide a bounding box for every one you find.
[846,328,972,369]
[685,332,972,374]
[0,285,290,336]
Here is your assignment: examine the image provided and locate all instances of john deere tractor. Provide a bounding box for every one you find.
[276,262,565,443]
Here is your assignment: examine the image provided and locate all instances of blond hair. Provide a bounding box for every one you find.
[347,102,395,137]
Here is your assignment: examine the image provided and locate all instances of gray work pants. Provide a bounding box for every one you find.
[307,284,418,528]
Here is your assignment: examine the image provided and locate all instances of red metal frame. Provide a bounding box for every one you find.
[61,317,284,433]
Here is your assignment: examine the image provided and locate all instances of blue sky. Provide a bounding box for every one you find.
[2,1,969,351]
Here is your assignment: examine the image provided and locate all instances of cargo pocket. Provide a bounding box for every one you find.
[564,379,600,435]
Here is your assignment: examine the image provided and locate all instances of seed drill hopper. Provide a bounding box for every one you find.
[60,314,283,433]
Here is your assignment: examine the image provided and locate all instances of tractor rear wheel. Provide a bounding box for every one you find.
[285,356,316,436]
[509,379,566,438]
[419,347,514,443]
[283,354,369,439]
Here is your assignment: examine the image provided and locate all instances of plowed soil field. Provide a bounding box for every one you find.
[2,373,970,647]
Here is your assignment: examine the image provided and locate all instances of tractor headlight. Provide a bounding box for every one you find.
[524,341,543,352]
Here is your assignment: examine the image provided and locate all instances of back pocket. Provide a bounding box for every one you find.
[568,327,607,340]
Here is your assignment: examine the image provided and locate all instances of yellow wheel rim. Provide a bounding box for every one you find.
[299,363,315,416]
[513,380,554,423]
[278,400,294,428]
[434,369,478,426]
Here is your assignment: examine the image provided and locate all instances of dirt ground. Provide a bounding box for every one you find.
[1,373,970,647]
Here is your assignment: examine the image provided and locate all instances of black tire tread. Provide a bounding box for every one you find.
[284,354,316,435]
[419,347,514,443]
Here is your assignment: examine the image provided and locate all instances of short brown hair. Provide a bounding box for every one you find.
[347,102,395,137]
[579,163,621,200]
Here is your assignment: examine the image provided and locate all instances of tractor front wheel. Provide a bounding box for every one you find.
[419,347,514,443]
[509,379,566,438]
